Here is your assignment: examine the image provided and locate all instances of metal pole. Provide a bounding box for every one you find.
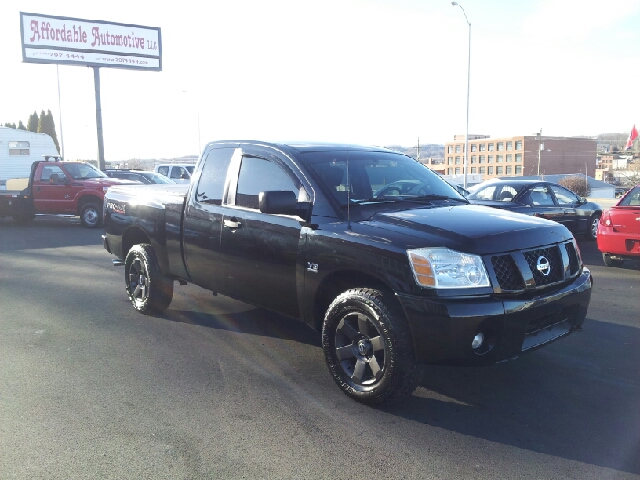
[452,2,471,189]
[56,65,65,160]
[536,129,542,176]
[93,67,106,170]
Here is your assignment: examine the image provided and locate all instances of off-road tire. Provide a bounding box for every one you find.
[124,244,173,314]
[322,288,420,405]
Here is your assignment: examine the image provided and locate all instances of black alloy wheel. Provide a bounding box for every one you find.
[322,288,420,404]
[124,244,173,313]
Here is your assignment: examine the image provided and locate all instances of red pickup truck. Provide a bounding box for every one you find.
[0,158,132,228]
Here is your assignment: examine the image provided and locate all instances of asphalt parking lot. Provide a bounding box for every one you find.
[0,215,638,479]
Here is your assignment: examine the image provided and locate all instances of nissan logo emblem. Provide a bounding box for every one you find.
[536,256,551,276]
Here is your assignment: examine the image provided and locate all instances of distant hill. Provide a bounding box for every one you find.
[384,144,444,161]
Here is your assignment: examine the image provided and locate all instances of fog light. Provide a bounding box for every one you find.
[472,332,484,349]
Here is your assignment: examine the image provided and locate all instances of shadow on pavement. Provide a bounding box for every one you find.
[0,215,102,252]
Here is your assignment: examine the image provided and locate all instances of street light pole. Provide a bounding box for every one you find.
[452,1,471,189]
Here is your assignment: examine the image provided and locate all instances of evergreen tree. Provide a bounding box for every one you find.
[27,111,38,132]
[37,110,60,154]
[17,120,27,130]
[3,122,16,129]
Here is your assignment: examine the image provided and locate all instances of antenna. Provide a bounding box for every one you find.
[346,154,351,230]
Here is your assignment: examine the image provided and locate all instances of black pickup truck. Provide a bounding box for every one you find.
[102,141,592,404]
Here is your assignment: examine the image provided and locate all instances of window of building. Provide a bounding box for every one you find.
[8,141,30,155]
[471,144,477,152]
[496,166,503,174]
[471,167,476,173]
[447,146,453,154]
[515,141,522,150]
[488,166,494,175]
[448,157,453,165]
[471,155,476,164]
[488,143,494,151]
[515,153,522,162]
[479,166,486,174]
[506,165,512,174]
[455,156,461,164]
[488,155,494,163]
[455,145,461,153]
[515,165,522,174]
[496,155,503,163]
[506,154,512,162]
[447,168,453,175]
[455,167,461,174]
[497,142,504,151]
[479,144,486,152]
[479,155,485,164]
[506,141,513,151]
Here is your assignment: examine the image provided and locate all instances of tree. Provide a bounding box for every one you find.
[3,122,16,129]
[27,111,38,132]
[558,175,591,197]
[17,120,27,130]
[37,109,60,154]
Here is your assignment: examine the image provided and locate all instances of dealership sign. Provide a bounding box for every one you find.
[20,12,162,71]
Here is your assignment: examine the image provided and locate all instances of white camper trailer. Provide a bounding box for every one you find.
[0,127,59,190]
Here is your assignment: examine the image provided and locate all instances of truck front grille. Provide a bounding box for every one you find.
[489,241,580,293]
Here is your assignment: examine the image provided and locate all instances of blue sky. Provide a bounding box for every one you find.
[1,0,639,161]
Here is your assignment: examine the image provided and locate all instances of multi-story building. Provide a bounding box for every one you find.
[444,134,597,181]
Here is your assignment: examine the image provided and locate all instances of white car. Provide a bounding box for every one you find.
[154,164,195,184]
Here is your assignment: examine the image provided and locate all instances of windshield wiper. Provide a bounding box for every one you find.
[339,198,403,208]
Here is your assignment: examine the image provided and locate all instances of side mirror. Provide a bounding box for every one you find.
[578,196,587,205]
[259,191,311,220]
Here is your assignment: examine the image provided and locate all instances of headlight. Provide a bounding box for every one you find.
[407,247,490,289]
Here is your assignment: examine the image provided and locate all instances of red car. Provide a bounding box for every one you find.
[597,184,640,266]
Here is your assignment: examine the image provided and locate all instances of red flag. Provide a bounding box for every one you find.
[625,124,638,150]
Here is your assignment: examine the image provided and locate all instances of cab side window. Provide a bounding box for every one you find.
[157,166,169,177]
[39,165,65,182]
[195,148,235,205]
[235,156,297,210]
[550,185,578,205]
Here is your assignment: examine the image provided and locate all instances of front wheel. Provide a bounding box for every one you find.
[124,244,174,313]
[80,202,102,228]
[602,253,624,267]
[587,213,600,240]
[322,288,420,405]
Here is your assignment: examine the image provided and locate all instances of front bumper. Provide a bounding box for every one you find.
[397,267,592,365]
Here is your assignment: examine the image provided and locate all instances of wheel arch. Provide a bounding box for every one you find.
[312,269,404,333]
[76,194,103,214]
[121,226,152,260]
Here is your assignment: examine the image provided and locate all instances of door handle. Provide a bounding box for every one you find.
[223,218,242,229]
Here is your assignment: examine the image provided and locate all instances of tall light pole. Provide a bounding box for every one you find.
[451,2,471,189]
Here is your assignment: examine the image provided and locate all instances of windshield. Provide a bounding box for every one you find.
[148,173,175,184]
[467,182,528,201]
[64,163,108,179]
[303,150,465,207]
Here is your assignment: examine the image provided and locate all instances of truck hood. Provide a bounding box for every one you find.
[363,204,572,255]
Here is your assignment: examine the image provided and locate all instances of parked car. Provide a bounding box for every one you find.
[104,169,175,185]
[467,179,603,240]
[0,158,134,227]
[154,164,195,184]
[103,140,592,404]
[597,184,640,267]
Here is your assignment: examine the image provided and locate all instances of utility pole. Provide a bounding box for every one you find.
[536,128,542,176]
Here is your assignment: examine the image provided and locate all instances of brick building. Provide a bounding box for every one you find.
[444,135,597,181]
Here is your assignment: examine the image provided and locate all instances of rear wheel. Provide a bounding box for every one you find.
[80,202,101,228]
[587,213,600,240]
[124,244,173,313]
[602,253,624,267]
[322,288,420,405]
